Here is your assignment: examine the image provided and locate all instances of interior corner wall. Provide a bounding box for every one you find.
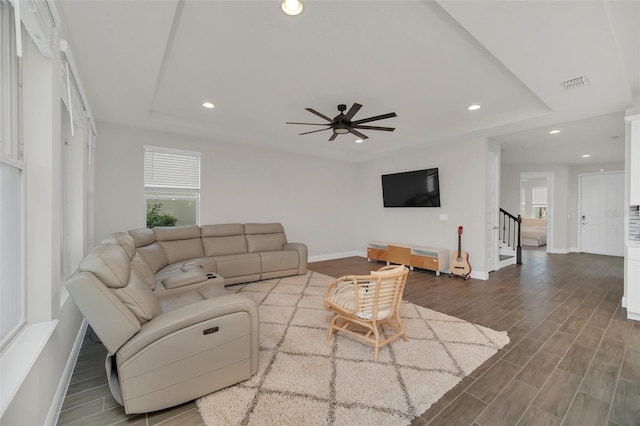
[93,123,359,257]
[355,138,490,274]
[501,163,570,252]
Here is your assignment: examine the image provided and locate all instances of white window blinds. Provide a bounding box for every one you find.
[144,146,201,190]
[532,187,547,204]
[10,0,57,58]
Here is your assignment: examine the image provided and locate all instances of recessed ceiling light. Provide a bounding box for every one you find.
[355,139,364,144]
[467,104,481,111]
[549,129,561,134]
[282,0,303,15]
[581,154,591,158]
[202,102,215,109]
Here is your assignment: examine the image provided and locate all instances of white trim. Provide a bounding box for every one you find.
[547,248,570,254]
[470,270,489,280]
[143,144,201,158]
[11,0,21,57]
[45,319,87,426]
[308,251,364,263]
[627,310,640,321]
[0,320,58,417]
[569,247,579,253]
[622,296,627,308]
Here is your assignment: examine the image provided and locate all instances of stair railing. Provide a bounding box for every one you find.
[499,208,522,264]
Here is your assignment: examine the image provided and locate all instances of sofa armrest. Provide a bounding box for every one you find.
[116,293,258,363]
[160,269,208,289]
[284,242,308,274]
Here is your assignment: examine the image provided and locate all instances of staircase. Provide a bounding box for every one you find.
[498,208,522,269]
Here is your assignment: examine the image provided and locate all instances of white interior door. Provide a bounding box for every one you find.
[580,172,624,256]
[486,152,498,272]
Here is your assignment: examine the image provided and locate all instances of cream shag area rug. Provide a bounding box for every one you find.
[197,271,509,425]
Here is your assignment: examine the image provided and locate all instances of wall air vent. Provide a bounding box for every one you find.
[561,75,590,90]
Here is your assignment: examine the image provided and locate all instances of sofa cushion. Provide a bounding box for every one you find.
[112,269,162,323]
[79,243,131,288]
[244,223,287,253]
[259,250,300,273]
[154,225,204,264]
[203,235,248,257]
[137,242,169,273]
[201,224,247,256]
[130,253,156,290]
[128,228,156,248]
[214,253,261,278]
[154,225,201,241]
[201,223,245,237]
[103,232,137,260]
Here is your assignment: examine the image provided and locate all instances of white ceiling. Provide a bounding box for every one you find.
[57,0,639,164]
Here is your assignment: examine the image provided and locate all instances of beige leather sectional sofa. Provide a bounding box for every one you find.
[65,223,307,414]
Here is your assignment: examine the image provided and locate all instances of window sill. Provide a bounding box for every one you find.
[0,320,58,417]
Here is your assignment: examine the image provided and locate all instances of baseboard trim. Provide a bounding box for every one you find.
[627,311,640,322]
[622,296,627,309]
[308,251,365,262]
[547,248,570,254]
[45,319,87,426]
[470,270,489,280]
[569,247,579,253]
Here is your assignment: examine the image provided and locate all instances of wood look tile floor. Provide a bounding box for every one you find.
[56,247,638,426]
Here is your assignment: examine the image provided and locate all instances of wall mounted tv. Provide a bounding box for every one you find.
[381,168,441,207]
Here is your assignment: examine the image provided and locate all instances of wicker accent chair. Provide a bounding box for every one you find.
[324,264,409,361]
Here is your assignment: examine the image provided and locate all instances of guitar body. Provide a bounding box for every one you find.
[451,226,472,279]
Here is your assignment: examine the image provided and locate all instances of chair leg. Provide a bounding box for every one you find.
[372,324,381,362]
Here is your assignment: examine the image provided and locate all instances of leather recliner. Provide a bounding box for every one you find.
[65,234,259,414]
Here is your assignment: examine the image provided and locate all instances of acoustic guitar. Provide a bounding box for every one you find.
[450,226,471,279]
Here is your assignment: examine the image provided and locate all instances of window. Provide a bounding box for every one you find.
[144,146,200,226]
[532,186,547,219]
[0,0,25,350]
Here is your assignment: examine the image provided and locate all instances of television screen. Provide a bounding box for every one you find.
[381,168,441,207]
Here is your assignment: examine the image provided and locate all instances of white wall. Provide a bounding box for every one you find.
[94,123,360,257]
[356,138,490,275]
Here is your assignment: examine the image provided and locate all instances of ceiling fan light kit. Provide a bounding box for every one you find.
[286,103,397,141]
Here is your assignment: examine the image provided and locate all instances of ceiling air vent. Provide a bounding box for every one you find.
[561,75,590,90]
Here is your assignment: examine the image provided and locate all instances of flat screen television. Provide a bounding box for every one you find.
[381,168,441,207]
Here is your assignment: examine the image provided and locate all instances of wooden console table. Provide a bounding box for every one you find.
[367,241,450,276]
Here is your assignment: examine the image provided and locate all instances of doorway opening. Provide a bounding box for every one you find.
[520,172,554,253]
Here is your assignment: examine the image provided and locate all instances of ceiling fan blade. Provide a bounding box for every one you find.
[352,112,397,125]
[299,127,331,135]
[349,129,369,139]
[353,125,395,131]
[286,122,331,126]
[344,103,362,120]
[305,108,333,122]
[328,133,339,141]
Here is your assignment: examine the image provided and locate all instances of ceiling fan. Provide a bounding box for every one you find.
[286,103,397,141]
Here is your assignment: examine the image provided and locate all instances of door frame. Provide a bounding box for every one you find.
[520,172,554,253]
[487,152,499,272]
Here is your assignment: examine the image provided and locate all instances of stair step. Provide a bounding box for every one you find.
[499,254,514,261]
